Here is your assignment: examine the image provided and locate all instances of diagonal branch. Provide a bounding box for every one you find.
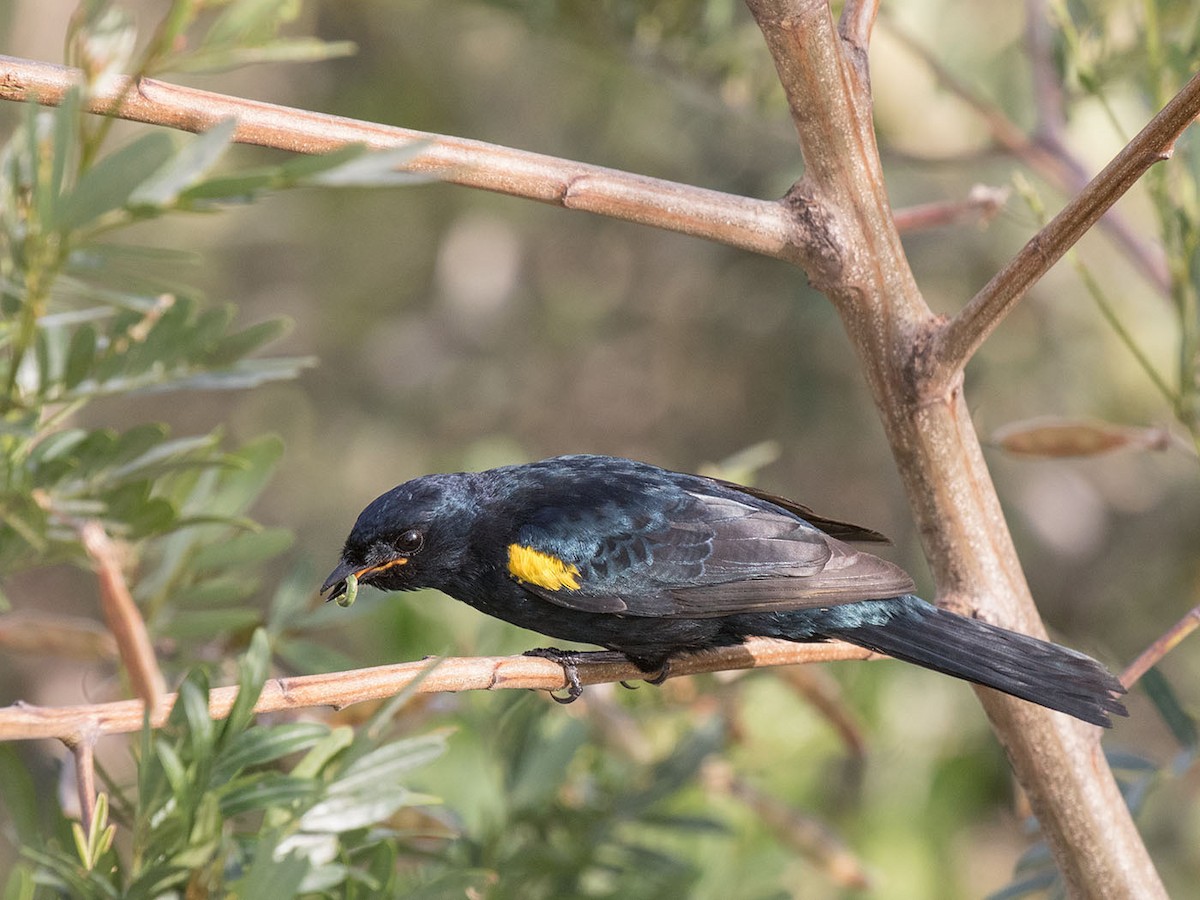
[0,639,874,743]
[0,54,827,272]
[927,68,1200,392]
[79,522,165,710]
[885,21,1172,296]
[743,2,1166,896]
[837,0,881,83]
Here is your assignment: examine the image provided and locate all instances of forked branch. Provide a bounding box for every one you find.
[928,69,1200,389]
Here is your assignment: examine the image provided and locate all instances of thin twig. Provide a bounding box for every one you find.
[1026,0,1068,145]
[837,0,880,85]
[703,759,872,889]
[893,184,1010,233]
[0,54,823,271]
[1121,602,1200,689]
[78,522,165,710]
[886,21,1172,295]
[0,639,876,743]
[69,735,98,832]
[927,68,1200,392]
[775,665,867,758]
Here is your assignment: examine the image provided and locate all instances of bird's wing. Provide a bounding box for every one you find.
[508,485,915,618]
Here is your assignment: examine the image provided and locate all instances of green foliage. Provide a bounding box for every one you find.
[401,696,724,899]
[19,630,451,898]
[0,2,452,895]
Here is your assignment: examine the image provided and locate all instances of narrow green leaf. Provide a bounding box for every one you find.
[205,317,290,367]
[227,837,311,900]
[213,723,330,783]
[290,727,355,781]
[177,674,216,760]
[299,785,429,833]
[170,39,358,74]
[222,627,273,740]
[1142,667,1199,751]
[154,739,188,804]
[127,118,238,209]
[331,733,448,795]
[59,132,176,231]
[30,428,89,464]
[48,89,81,231]
[106,433,218,482]
[63,324,97,389]
[306,144,429,188]
[218,773,318,818]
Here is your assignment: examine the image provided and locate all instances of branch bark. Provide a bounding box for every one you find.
[0,639,873,743]
[929,67,1200,392]
[0,54,825,272]
[745,1,1165,896]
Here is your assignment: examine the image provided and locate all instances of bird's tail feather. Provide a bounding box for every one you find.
[821,600,1128,727]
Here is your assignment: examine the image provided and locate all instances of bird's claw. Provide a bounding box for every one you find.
[620,660,670,689]
[525,648,671,701]
[523,647,588,703]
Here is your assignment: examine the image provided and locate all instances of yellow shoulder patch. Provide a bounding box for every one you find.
[507,543,582,592]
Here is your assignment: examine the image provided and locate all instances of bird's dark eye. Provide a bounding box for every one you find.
[394,529,424,554]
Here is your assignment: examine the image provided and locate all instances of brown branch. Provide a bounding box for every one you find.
[893,184,1010,233]
[744,2,1165,896]
[69,736,98,832]
[0,640,875,744]
[1121,601,1200,689]
[704,759,872,889]
[0,54,826,272]
[79,521,165,710]
[0,611,117,661]
[928,68,1200,391]
[775,665,867,758]
[1025,0,1068,145]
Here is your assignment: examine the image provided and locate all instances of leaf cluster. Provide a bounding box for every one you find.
[5,631,451,899]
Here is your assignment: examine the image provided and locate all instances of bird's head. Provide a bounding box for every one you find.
[321,473,478,602]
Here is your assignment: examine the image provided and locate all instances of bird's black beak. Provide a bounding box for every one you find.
[321,556,410,602]
[321,559,357,603]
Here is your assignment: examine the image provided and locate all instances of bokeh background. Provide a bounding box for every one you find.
[3,1,1199,896]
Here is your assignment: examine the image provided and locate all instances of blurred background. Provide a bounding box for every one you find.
[3,1,1199,896]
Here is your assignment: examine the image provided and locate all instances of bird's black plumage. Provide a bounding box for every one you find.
[322,455,1127,726]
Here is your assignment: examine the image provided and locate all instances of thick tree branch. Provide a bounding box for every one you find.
[0,54,825,271]
[928,68,1200,391]
[744,2,1166,896]
[0,639,874,743]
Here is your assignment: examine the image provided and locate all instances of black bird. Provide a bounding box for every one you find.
[321,455,1127,726]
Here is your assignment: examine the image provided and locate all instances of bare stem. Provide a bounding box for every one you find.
[0,639,874,743]
[886,21,1172,295]
[69,736,98,832]
[79,522,165,710]
[0,54,824,271]
[1122,601,1200,689]
[928,68,1200,391]
[744,2,1166,895]
[893,184,1010,233]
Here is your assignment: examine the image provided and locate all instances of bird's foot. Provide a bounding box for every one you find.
[523,648,631,703]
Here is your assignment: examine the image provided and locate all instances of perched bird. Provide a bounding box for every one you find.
[322,455,1127,726]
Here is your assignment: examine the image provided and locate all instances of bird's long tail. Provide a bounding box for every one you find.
[816,596,1128,727]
